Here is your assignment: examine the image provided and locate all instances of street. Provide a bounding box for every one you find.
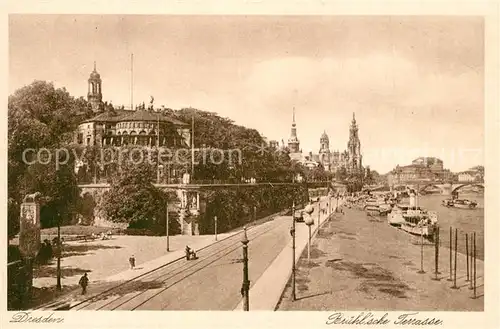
[72,215,292,310]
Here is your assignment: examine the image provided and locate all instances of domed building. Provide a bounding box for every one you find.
[76,62,191,148]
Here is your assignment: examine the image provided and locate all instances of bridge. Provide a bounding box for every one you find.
[391,181,484,195]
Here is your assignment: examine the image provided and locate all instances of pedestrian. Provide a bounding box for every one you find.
[129,255,135,269]
[79,273,89,295]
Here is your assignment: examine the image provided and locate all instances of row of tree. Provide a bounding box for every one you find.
[8,81,316,237]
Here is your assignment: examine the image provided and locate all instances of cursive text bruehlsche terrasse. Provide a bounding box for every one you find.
[326,312,443,326]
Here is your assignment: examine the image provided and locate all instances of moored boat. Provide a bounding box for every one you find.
[400,209,438,238]
[364,197,391,216]
[442,198,477,209]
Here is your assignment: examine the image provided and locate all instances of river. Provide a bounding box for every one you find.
[411,194,484,260]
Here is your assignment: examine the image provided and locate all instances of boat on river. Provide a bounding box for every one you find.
[392,191,438,238]
[442,198,477,209]
[400,208,438,238]
[364,197,392,216]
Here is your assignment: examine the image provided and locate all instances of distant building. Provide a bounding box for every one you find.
[388,157,452,185]
[285,110,363,175]
[458,171,477,182]
[269,140,279,149]
[319,113,363,175]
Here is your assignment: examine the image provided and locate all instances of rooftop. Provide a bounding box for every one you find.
[81,109,188,126]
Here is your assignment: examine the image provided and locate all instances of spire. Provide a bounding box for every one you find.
[352,112,356,124]
[292,107,296,126]
[93,61,96,71]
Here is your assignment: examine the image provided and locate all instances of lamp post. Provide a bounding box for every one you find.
[166,200,170,252]
[304,203,315,262]
[290,201,296,301]
[214,216,218,241]
[56,214,62,291]
[241,227,250,311]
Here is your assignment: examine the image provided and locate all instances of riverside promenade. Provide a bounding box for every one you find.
[234,196,340,311]
[277,206,484,311]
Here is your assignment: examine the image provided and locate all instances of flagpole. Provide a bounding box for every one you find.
[131,53,133,110]
[191,115,194,179]
[157,115,160,184]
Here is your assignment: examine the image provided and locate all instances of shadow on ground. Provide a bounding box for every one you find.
[325,259,411,299]
[62,244,122,258]
[91,280,166,302]
[20,284,82,310]
[34,266,90,278]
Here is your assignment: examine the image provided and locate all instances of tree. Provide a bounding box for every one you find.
[346,171,364,193]
[17,149,81,228]
[102,163,177,234]
[364,166,374,185]
[335,166,348,182]
[175,107,300,183]
[8,81,94,234]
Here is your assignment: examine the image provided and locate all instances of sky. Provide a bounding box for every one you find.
[9,15,484,173]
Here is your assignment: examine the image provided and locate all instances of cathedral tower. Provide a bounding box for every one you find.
[347,112,362,173]
[287,107,300,153]
[87,61,103,112]
[319,131,331,171]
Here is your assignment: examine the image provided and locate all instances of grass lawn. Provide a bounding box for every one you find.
[40,225,121,236]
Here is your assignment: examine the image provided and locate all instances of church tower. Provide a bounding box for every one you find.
[347,112,362,173]
[319,131,331,171]
[87,61,103,112]
[287,107,300,153]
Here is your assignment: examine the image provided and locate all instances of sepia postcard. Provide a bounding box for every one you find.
[2,1,499,329]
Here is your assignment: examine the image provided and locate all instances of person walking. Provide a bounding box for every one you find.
[79,273,89,295]
[129,255,136,269]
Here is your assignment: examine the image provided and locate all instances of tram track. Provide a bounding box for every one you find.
[72,217,290,310]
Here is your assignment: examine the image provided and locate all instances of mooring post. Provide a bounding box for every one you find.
[465,233,469,282]
[432,226,440,280]
[469,233,474,290]
[447,227,453,281]
[451,228,458,289]
[473,232,477,299]
[418,225,425,274]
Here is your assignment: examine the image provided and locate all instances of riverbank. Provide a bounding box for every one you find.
[276,206,484,311]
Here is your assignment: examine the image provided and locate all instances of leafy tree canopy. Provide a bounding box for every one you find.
[102,164,169,227]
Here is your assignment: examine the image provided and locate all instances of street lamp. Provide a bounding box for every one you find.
[214,216,218,241]
[240,227,250,311]
[304,203,315,262]
[166,200,170,252]
[56,213,62,291]
[290,201,296,301]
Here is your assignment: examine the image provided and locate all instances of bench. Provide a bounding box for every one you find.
[75,235,96,242]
